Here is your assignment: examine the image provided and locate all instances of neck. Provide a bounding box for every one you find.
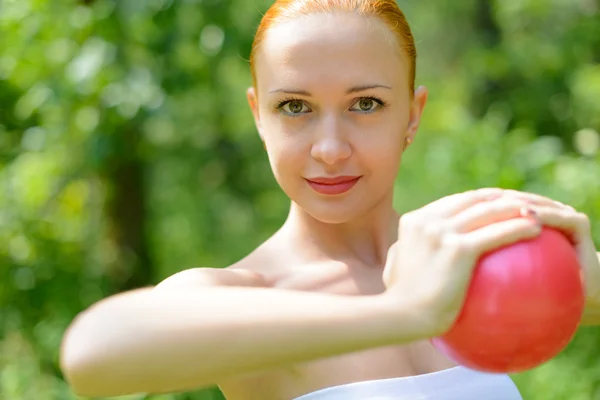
[281,192,400,268]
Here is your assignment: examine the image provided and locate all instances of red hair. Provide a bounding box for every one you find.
[249,0,417,93]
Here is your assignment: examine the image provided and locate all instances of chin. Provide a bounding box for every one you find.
[306,209,355,224]
[302,200,373,225]
[284,183,388,225]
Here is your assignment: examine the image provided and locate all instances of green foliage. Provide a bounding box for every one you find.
[1,0,599,399]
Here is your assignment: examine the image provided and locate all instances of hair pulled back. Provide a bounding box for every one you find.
[249,0,417,93]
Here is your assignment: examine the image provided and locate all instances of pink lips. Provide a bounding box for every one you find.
[305,176,361,195]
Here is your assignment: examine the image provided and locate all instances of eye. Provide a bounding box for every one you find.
[349,97,385,113]
[278,99,311,115]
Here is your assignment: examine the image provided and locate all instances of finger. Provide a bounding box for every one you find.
[461,218,542,256]
[448,198,538,233]
[502,190,575,211]
[529,206,591,243]
[420,188,505,218]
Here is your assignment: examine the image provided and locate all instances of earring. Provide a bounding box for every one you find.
[403,137,413,150]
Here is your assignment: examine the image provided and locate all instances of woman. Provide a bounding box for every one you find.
[60,0,600,399]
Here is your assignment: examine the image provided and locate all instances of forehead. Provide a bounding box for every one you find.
[255,13,409,93]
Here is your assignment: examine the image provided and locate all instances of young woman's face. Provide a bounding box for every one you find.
[248,13,427,223]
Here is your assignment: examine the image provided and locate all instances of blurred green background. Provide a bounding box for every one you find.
[1,0,600,399]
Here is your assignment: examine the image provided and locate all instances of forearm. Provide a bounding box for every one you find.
[60,287,425,397]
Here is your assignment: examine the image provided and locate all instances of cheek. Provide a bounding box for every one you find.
[354,125,404,176]
[266,134,309,180]
[263,115,311,170]
[355,119,404,154]
[367,141,403,172]
[271,145,304,176]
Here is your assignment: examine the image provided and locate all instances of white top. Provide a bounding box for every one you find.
[294,366,523,400]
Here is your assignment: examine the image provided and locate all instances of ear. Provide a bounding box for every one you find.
[247,87,264,142]
[406,85,428,142]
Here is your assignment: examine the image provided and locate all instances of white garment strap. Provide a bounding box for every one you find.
[294,367,523,400]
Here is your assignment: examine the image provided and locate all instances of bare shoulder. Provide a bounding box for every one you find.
[155,243,280,290]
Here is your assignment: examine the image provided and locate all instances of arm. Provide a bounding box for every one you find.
[60,270,426,398]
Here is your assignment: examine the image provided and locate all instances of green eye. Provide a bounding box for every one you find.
[350,97,384,113]
[277,99,310,115]
[358,98,375,111]
[285,100,305,114]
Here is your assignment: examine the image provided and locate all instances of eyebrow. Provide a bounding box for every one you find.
[268,84,392,96]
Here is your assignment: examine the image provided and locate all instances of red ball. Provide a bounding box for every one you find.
[431,227,585,373]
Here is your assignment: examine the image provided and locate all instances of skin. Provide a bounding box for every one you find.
[59,11,600,400]
[224,12,600,398]
[223,14,446,398]
[247,13,424,265]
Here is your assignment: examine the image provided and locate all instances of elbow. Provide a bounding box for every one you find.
[60,355,102,398]
[61,364,131,398]
[60,318,108,397]
[60,312,133,398]
[60,333,137,398]
[60,290,159,397]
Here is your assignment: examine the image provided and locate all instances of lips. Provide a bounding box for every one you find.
[305,176,361,195]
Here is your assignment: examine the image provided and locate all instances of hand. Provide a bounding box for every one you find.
[500,190,600,315]
[382,188,543,338]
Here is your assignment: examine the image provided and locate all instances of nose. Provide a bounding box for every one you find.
[310,115,351,166]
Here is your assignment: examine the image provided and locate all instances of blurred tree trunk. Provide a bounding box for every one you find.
[470,0,503,118]
[475,0,501,46]
[105,125,153,292]
[100,0,154,293]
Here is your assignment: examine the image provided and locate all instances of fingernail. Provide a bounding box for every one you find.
[520,207,533,218]
[521,206,541,222]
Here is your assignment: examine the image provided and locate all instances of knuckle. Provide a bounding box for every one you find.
[440,234,458,250]
[576,212,591,230]
[399,212,420,230]
[556,207,577,222]
[558,208,571,218]
[423,223,443,242]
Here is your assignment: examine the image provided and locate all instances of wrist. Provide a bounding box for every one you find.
[368,292,433,344]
